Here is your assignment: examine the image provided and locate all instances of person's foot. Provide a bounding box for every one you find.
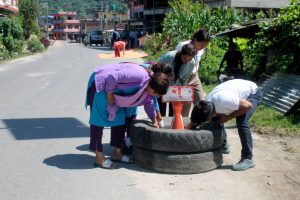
[222,142,230,154]
[112,155,134,163]
[232,158,255,171]
[94,158,119,169]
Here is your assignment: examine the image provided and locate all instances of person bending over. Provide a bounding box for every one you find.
[189,79,262,171]
[86,62,170,169]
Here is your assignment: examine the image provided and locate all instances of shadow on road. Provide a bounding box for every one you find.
[76,144,94,152]
[217,164,233,170]
[2,117,88,140]
[85,45,113,52]
[43,154,95,169]
[75,143,154,173]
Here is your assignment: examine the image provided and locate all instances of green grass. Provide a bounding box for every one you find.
[202,84,300,137]
[250,106,300,136]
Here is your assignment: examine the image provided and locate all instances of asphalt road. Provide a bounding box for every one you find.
[0,42,148,200]
[1,41,299,200]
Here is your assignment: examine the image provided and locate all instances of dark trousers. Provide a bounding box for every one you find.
[87,79,126,152]
[89,125,126,152]
[125,115,137,138]
[130,38,135,48]
[223,89,262,159]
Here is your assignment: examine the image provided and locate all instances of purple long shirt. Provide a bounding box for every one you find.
[94,63,156,120]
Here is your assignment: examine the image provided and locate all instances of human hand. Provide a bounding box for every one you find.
[107,92,115,105]
[185,122,194,130]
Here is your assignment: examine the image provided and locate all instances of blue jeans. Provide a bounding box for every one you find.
[223,89,262,159]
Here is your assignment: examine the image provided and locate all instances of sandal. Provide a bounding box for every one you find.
[112,155,134,163]
[94,159,119,169]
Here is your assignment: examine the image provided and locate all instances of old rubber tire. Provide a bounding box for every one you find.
[133,146,223,174]
[129,117,224,153]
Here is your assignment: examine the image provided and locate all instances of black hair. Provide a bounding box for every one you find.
[148,72,169,95]
[190,100,214,127]
[192,28,210,42]
[151,62,172,75]
[143,62,170,95]
[173,43,196,82]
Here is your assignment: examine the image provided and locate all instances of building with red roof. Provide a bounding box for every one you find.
[0,0,18,16]
[50,12,80,41]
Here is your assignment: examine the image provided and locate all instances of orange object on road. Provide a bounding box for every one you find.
[171,102,184,130]
[162,86,194,130]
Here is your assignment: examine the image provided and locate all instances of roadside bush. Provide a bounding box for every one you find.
[0,43,10,60]
[27,35,44,53]
[0,17,24,54]
[200,42,226,84]
[250,0,300,79]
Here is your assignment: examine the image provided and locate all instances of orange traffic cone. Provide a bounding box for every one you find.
[171,102,184,130]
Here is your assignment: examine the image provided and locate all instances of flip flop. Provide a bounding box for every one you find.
[94,159,119,169]
[112,155,134,163]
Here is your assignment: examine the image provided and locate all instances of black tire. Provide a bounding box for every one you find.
[133,146,223,174]
[129,117,224,153]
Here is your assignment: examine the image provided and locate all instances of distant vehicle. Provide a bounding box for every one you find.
[103,29,125,43]
[84,30,104,46]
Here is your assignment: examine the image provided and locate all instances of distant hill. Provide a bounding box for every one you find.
[38,0,127,17]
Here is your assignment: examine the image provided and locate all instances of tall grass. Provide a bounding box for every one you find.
[250,106,300,136]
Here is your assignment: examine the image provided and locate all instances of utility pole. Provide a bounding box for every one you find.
[45,3,48,37]
[41,2,49,37]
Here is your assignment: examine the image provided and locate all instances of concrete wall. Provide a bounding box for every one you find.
[231,0,290,9]
[204,0,290,9]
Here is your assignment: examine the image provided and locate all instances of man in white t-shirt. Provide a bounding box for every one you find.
[175,28,210,116]
[189,79,262,171]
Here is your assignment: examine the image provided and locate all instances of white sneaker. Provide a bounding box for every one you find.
[159,120,165,128]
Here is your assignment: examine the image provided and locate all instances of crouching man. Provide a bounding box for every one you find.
[189,79,262,171]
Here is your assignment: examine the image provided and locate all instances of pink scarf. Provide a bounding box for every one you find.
[107,79,150,121]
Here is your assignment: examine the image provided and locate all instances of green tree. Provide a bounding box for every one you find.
[19,0,39,39]
[250,0,300,78]
[0,17,24,54]
[146,0,244,55]
[38,0,128,17]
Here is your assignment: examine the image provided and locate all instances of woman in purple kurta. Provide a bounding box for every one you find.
[86,62,170,169]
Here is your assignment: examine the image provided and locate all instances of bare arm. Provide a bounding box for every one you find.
[219,99,253,123]
[107,92,115,105]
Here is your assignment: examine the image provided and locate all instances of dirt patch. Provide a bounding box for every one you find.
[128,126,300,200]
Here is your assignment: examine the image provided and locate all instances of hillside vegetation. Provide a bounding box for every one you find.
[38,0,127,16]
